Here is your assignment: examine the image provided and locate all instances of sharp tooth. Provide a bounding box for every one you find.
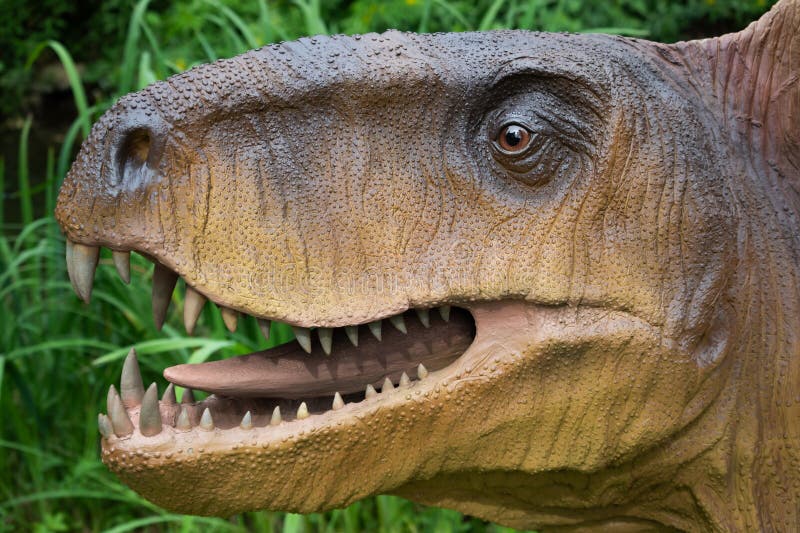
[257,319,271,341]
[220,306,238,332]
[417,363,429,379]
[368,320,382,341]
[399,372,411,387]
[365,384,377,399]
[199,407,214,430]
[152,263,178,330]
[106,384,119,415]
[345,326,359,346]
[415,308,430,328]
[112,251,131,284]
[240,411,253,430]
[181,388,196,404]
[382,377,395,393]
[296,402,309,420]
[318,328,333,355]
[65,240,76,289]
[161,383,176,405]
[120,348,144,408]
[175,406,192,430]
[438,305,451,322]
[183,286,206,335]
[292,326,312,353]
[332,392,344,410]
[98,413,113,439]
[69,242,99,303]
[107,385,133,437]
[389,315,407,334]
[270,406,282,425]
[65,240,81,297]
[139,383,162,437]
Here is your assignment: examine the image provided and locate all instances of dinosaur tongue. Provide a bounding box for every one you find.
[163,308,474,399]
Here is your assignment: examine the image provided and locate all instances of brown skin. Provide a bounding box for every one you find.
[56,1,800,530]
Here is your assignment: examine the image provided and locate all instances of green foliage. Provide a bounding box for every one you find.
[0,0,130,119]
[0,0,776,530]
[1,0,776,121]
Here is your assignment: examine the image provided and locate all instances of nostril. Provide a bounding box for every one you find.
[115,128,153,188]
[123,129,151,165]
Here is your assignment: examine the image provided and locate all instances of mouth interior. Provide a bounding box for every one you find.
[157,306,475,427]
[165,307,474,399]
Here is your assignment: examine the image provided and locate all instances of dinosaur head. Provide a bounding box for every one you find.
[56,2,800,529]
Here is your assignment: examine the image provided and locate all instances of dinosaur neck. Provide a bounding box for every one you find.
[660,160,800,531]
[723,199,800,530]
[614,211,800,531]
[670,8,800,524]
[673,0,800,222]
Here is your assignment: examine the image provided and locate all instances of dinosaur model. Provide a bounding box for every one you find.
[55,1,799,530]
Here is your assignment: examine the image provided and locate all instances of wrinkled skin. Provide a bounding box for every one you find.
[55,1,799,531]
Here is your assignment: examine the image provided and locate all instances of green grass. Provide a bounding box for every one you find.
[0,0,777,530]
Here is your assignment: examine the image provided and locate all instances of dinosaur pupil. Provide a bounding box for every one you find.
[505,127,523,146]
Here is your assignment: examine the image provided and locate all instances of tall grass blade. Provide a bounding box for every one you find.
[26,41,91,138]
[257,0,276,44]
[137,51,157,89]
[120,0,152,95]
[57,107,102,179]
[292,0,328,36]
[0,355,5,407]
[432,0,472,30]
[282,513,305,533]
[44,147,56,216]
[17,116,33,227]
[0,156,4,227]
[139,17,168,80]
[103,515,242,533]
[418,0,433,33]
[207,0,261,49]
[478,0,508,31]
[207,14,248,52]
[92,338,234,367]
[195,29,219,62]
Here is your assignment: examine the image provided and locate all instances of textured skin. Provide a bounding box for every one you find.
[55,1,799,530]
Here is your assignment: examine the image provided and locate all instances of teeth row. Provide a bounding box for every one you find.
[66,241,451,355]
[99,348,431,439]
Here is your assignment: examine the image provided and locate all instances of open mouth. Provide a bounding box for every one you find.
[67,242,478,440]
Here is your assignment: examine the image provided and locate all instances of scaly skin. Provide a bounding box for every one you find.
[55,1,799,530]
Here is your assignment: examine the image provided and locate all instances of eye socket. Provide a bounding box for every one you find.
[497,124,532,153]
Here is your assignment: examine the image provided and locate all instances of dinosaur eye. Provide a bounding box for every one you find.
[497,124,532,153]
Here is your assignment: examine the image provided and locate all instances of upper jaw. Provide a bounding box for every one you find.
[64,237,456,337]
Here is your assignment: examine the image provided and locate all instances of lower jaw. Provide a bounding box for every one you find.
[100,302,671,517]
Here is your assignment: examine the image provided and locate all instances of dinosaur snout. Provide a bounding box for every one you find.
[55,92,181,259]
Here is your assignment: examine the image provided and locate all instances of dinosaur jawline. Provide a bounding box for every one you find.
[163,307,475,401]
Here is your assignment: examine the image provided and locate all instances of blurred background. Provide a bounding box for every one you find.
[0,0,775,531]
